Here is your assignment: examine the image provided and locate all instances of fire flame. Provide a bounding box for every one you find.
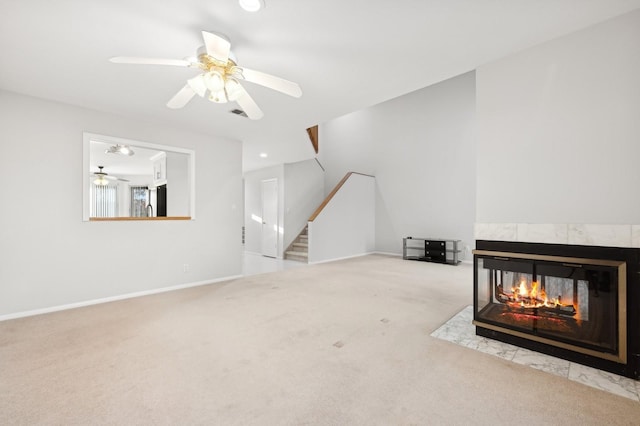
[512,279,565,309]
[495,278,578,319]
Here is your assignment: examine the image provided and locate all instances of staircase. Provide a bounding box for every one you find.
[285,226,309,263]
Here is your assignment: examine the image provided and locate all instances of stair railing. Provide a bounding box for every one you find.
[308,172,374,222]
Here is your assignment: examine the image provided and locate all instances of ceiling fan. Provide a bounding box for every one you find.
[110,31,302,120]
[105,144,134,156]
[92,166,129,186]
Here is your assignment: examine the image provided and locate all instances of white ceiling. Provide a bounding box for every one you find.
[89,141,163,177]
[2,0,639,171]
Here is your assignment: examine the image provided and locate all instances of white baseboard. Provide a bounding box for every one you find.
[371,251,402,257]
[309,251,377,265]
[243,251,283,260]
[0,275,242,322]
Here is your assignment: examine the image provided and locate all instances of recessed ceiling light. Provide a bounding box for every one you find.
[259,153,268,158]
[239,0,264,12]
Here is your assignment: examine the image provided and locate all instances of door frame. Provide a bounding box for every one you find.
[261,178,279,258]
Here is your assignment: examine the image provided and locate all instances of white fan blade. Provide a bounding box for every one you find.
[240,68,302,98]
[95,174,127,182]
[109,57,191,67]
[167,84,196,109]
[235,91,264,120]
[187,75,207,97]
[202,31,230,63]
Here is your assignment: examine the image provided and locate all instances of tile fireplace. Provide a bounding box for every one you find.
[473,240,640,379]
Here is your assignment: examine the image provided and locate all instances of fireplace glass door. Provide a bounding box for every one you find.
[474,252,625,362]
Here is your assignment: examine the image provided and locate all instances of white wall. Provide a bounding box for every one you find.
[243,165,285,256]
[166,151,189,217]
[319,72,476,256]
[476,9,640,225]
[283,159,325,248]
[308,173,375,263]
[0,90,243,317]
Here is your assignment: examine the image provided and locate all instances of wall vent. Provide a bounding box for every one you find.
[230,109,248,118]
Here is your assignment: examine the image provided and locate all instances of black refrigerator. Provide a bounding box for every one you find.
[156,184,167,217]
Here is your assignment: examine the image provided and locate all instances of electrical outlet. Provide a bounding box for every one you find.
[183,264,189,273]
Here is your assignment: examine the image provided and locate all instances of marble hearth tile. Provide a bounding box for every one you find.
[432,306,640,402]
[474,223,517,241]
[511,348,570,378]
[568,224,632,247]
[568,363,639,401]
[516,223,568,244]
[431,307,518,360]
[632,225,640,248]
[474,337,518,361]
[430,306,479,348]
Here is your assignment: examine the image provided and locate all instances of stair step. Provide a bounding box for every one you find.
[286,251,308,258]
[286,255,308,263]
[286,226,309,263]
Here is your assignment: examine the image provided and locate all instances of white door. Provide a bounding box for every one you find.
[261,179,278,258]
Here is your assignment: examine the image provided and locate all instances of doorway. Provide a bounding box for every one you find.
[261,179,278,258]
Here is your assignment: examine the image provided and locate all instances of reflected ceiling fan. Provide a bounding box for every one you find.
[92,166,129,186]
[110,31,302,120]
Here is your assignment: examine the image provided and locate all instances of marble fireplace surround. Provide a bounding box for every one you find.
[474,223,640,248]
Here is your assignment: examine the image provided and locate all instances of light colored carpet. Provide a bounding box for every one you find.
[1,254,639,425]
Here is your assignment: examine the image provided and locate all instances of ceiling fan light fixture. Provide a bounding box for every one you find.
[208,89,228,104]
[239,0,264,12]
[229,66,244,79]
[225,77,244,101]
[204,70,225,92]
[93,176,109,186]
